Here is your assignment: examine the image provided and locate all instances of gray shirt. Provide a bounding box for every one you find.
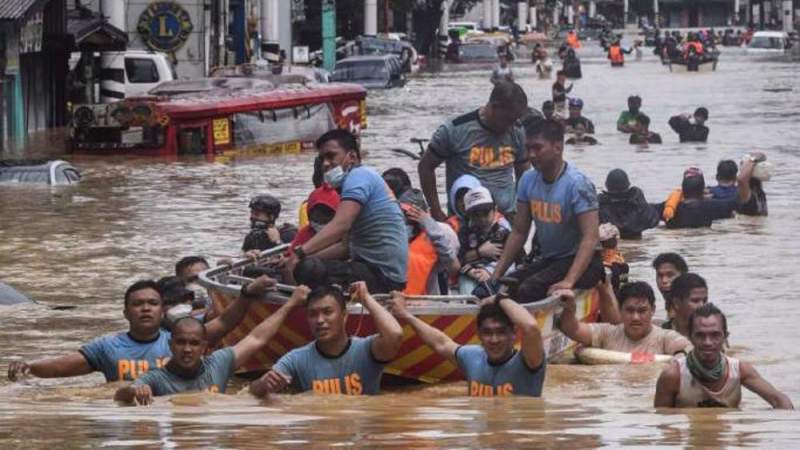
[429,109,526,215]
[133,347,235,396]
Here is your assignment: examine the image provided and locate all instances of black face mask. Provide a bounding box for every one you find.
[250,219,273,230]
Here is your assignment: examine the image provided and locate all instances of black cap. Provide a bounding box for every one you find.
[605,169,631,193]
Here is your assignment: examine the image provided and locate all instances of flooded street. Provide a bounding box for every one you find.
[1,44,800,448]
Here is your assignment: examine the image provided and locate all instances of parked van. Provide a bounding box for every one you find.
[747,31,791,52]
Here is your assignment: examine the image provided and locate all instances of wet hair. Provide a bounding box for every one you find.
[171,316,207,339]
[382,168,412,198]
[618,281,656,308]
[316,128,360,159]
[524,118,565,142]
[556,70,566,77]
[636,114,651,127]
[488,81,528,111]
[307,284,347,310]
[124,280,161,307]
[542,100,554,110]
[293,257,329,290]
[156,276,193,307]
[716,160,738,182]
[688,302,728,337]
[694,107,709,120]
[682,174,706,198]
[477,301,513,329]
[652,253,689,274]
[670,273,707,304]
[628,95,642,105]
[175,256,209,277]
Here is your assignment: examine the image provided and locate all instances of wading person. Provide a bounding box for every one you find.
[654,303,794,409]
[652,252,689,315]
[556,282,690,355]
[114,285,310,404]
[662,273,707,336]
[388,292,546,397]
[492,119,603,303]
[249,282,403,396]
[617,96,645,133]
[668,107,709,143]
[598,169,659,240]
[289,129,408,293]
[418,81,528,222]
[7,277,275,382]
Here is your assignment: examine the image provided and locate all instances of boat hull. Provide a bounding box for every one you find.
[210,288,599,383]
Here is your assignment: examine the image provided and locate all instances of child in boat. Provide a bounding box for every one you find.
[457,186,511,296]
[290,185,340,250]
[242,194,297,253]
[599,223,629,297]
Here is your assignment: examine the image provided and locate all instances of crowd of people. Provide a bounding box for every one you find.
[5,41,789,412]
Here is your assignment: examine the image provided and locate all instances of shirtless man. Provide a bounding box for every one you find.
[654,303,793,409]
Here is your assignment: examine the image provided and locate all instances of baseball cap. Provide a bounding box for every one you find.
[463,186,495,213]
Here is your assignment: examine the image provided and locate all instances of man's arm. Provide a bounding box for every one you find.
[351,283,403,362]
[299,200,361,255]
[386,292,459,364]
[8,352,93,381]
[548,210,599,294]
[736,152,764,203]
[740,361,795,409]
[492,200,532,279]
[231,285,309,369]
[312,240,349,261]
[654,362,680,408]
[554,289,593,346]
[418,149,446,222]
[496,296,544,369]
[597,279,621,324]
[204,275,277,345]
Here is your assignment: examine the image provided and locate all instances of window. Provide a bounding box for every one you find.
[125,58,160,84]
[231,104,336,149]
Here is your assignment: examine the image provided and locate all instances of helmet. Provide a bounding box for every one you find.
[249,194,281,216]
[568,97,584,109]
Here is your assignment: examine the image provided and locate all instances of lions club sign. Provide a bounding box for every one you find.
[137,2,194,52]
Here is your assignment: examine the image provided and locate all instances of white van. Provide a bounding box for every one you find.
[747,31,791,53]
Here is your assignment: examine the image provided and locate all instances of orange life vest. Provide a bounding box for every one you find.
[567,32,581,49]
[404,232,439,295]
[609,46,624,64]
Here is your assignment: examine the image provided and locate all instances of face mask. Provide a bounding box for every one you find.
[324,165,347,188]
[251,219,271,230]
[310,221,326,233]
[166,303,192,325]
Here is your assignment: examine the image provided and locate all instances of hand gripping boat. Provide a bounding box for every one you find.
[198,246,601,383]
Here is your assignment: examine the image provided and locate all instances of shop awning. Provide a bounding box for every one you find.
[67,8,128,52]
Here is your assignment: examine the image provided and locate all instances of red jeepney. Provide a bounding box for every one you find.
[69,77,367,161]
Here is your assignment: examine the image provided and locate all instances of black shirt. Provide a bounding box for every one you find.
[598,187,660,239]
[737,184,767,216]
[668,115,709,142]
[629,132,663,144]
[667,198,737,229]
[565,116,596,134]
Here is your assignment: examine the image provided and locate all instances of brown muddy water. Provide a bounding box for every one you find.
[1,44,799,448]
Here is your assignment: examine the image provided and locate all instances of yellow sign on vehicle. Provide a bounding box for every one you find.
[212,118,230,145]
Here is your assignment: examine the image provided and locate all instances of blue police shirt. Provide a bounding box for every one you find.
[341,166,408,284]
[456,345,546,397]
[516,163,598,259]
[79,331,172,382]
[272,335,385,395]
[133,347,235,396]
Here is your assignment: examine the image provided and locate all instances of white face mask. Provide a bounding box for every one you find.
[324,165,347,188]
[310,221,326,233]
[166,304,192,324]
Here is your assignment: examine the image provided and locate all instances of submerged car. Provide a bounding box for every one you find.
[747,31,792,52]
[330,55,406,89]
[448,42,500,63]
[0,160,81,185]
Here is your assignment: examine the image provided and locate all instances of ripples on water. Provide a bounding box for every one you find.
[1,45,799,448]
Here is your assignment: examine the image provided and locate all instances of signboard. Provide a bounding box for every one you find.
[212,118,230,145]
[137,2,194,53]
[292,46,310,64]
[20,12,43,54]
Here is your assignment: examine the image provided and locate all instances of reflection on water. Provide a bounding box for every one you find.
[1,45,800,447]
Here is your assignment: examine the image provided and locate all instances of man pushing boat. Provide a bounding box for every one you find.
[387,291,546,397]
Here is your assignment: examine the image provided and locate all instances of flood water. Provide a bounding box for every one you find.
[1,44,799,448]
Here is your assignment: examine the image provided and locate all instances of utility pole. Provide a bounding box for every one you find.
[322,0,337,71]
